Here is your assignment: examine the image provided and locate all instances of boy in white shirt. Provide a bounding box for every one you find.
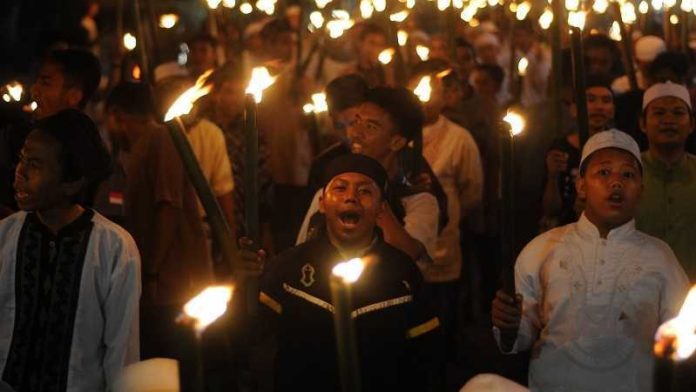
[492,129,689,391]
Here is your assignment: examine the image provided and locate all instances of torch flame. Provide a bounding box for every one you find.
[163,70,214,122]
[159,13,179,29]
[332,258,365,284]
[310,11,325,29]
[326,12,354,39]
[240,3,253,14]
[568,10,586,30]
[390,10,409,22]
[593,0,609,13]
[516,1,531,20]
[639,1,649,14]
[222,0,236,7]
[416,45,430,61]
[503,110,525,136]
[5,82,23,102]
[655,285,696,361]
[539,8,553,30]
[378,48,395,65]
[315,0,332,8]
[398,30,408,46]
[621,2,637,24]
[207,0,222,9]
[517,57,529,76]
[373,0,387,12]
[360,0,375,18]
[245,67,276,104]
[2,94,9,103]
[182,285,234,335]
[311,92,328,113]
[123,33,137,51]
[414,76,432,103]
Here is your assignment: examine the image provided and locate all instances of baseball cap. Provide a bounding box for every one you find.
[579,129,642,171]
[642,81,692,110]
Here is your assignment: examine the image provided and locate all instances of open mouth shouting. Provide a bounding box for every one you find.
[607,191,624,208]
[338,210,362,230]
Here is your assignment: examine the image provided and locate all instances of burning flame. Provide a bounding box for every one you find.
[332,258,365,284]
[2,94,9,103]
[503,110,525,136]
[398,30,408,46]
[28,101,37,112]
[240,3,253,14]
[639,1,650,13]
[516,1,531,20]
[182,285,234,335]
[453,0,464,8]
[621,2,637,24]
[655,286,696,361]
[664,0,677,8]
[207,0,222,9]
[326,11,353,39]
[539,8,553,30]
[437,0,451,11]
[390,10,409,22]
[681,0,693,12]
[414,76,432,103]
[609,22,622,41]
[222,0,236,7]
[256,0,276,15]
[593,0,609,13]
[123,33,137,51]
[245,67,276,104]
[5,82,23,102]
[315,0,332,8]
[406,0,416,8]
[373,0,386,12]
[360,0,374,18]
[565,0,580,10]
[311,92,328,113]
[163,70,214,122]
[652,0,664,9]
[131,64,142,80]
[670,14,679,24]
[378,48,395,65]
[517,57,529,76]
[461,5,478,22]
[416,45,430,61]
[568,10,587,30]
[310,11,324,29]
[159,13,179,29]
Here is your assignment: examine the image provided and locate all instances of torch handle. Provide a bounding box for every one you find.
[550,0,565,136]
[570,27,590,148]
[611,2,639,92]
[330,277,362,392]
[499,126,516,296]
[244,95,260,316]
[167,118,238,277]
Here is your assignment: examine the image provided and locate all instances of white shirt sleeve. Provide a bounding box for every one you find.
[455,130,484,217]
[401,193,439,259]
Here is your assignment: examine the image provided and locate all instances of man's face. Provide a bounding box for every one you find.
[189,41,217,75]
[214,80,245,119]
[585,47,613,77]
[346,102,405,162]
[455,47,476,82]
[319,172,383,247]
[475,43,499,65]
[331,106,361,136]
[31,63,80,119]
[471,70,500,99]
[358,33,387,66]
[14,130,75,212]
[641,96,693,150]
[577,148,642,232]
[429,37,450,61]
[586,86,614,133]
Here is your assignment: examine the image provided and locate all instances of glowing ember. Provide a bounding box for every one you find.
[332,258,365,284]
[159,14,179,29]
[414,76,432,103]
[517,57,529,76]
[378,48,395,65]
[5,82,23,102]
[164,70,214,122]
[655,286,696,361]
[245,67,277,104]
[123,33,137,51]
[416,45,430,61]
[503,110,526,136]
[311,92,328,113]
[398,30,408,46]
[539,8,553,30]
[132,65,142,80]
[182,285,234,335]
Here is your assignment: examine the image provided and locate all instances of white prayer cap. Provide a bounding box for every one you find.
[474,32,500,49]
[154,62,188,84]
[579,129,642,170]
[460,374,528,392]
[634,35,666,62]
[643,81,692,110]
[113,358,180,392]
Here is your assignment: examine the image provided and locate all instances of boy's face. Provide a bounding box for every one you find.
[586,86,614,133]
[576,148,643,232]
[14,130,78,212]
[640,96,693,150]
[319,172,383,248]
[347,102,406,162]
[31,62,82,119]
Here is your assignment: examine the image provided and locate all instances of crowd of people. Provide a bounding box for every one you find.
[0,3,696,392]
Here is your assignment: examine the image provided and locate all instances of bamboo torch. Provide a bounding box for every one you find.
[331,258,366,392]
[568,11,590,147]
[500,111,525,295]
[611,1,639,91]
[163,71,240,284]
[654,285,696,391]
[243,67,277,315]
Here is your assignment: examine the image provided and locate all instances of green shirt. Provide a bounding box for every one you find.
[636,151,696,281]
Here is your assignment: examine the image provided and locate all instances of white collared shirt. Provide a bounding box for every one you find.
[500,214,689,392]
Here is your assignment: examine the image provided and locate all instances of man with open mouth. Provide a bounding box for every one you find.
[255,153,442,392]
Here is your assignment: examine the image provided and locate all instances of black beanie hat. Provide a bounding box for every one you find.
[323,154,389,198]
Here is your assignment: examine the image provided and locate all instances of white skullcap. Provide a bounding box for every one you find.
[460,374,528,392]
[113,358,180,392]
[153,62,188,83]
[480,21,500,34]
[643,81,692,110]
[474,32,500,49]
[634,35,666,62]
[579,129,642,170]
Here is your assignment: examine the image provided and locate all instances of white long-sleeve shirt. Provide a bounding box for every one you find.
[0,211,141,392]
[501,214,689,392]
[422,116,483,282]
